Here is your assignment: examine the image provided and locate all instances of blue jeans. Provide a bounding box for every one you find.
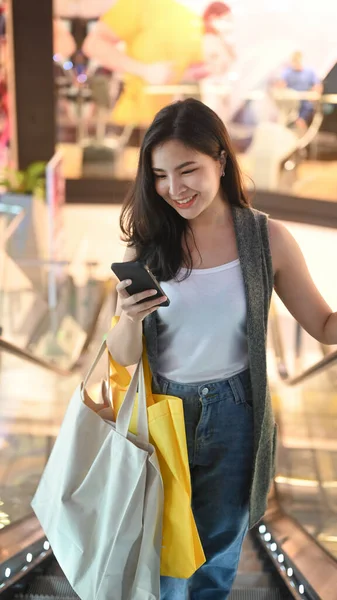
[152,369,254,600]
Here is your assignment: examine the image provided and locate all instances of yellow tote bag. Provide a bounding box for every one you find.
[108,317,205,579]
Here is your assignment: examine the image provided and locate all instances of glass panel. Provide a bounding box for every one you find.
[270,220,337,375]
[268,217,337,559]
[0,349,76,528]
[273,359,337,560]
[1,257,105,368]
[0,198,105,368]
[0,202,25,338]
[0,336,108,529]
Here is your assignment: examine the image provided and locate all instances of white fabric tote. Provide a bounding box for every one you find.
[31,341,164,600]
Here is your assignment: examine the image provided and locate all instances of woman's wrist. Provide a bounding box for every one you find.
[107,311,143,366]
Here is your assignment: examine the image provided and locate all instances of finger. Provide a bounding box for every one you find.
[137,301,166,320]
[124,289,159,306]
[128,295,167,314]
[116,279,132,292]
[116,279,132,297]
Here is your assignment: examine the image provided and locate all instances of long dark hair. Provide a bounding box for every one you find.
[120,98,250,281]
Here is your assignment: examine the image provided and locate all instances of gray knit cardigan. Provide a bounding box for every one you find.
[143,205,276,528]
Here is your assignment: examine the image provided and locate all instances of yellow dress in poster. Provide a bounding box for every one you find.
[100,0,203,126]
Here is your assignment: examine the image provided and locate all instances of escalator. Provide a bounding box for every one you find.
[1,304,337,599]
[3,532,293,600]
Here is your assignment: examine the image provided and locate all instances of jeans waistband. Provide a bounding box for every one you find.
[155,368,251,397]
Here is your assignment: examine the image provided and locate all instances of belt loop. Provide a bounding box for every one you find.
[227,377,241,405]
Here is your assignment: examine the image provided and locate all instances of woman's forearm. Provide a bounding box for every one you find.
[107,311,143,366]
[83,35,144,78]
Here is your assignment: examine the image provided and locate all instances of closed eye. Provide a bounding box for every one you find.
[182,169,197,175]
[154,168,197,178]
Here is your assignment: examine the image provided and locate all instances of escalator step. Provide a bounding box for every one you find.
[237,557,273,571]
[15,576,78,598]
[15,588,286,600]
[229,589,288,599]
[45,562,66,577]
[234,572,280,587]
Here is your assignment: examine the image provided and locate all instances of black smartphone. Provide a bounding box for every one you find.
[111,260,170,307]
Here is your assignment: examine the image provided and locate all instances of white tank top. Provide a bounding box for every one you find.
[156,259,249,383]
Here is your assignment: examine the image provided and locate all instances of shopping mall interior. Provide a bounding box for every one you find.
[0,0,337,599]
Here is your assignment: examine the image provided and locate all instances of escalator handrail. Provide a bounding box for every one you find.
[269,300,337,385]
[0,280,113,376]
[3,295,332,385]
[286,349,337,385]
[0,336,74,375]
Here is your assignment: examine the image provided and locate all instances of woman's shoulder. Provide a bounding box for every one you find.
[234,205,270,228]
[267,218,296,275]
[238,206,274,274]
[249,207,269,221]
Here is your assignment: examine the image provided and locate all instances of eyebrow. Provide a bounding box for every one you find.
[152,161,197,172]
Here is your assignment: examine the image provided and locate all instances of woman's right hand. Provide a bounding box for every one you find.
[116,280,167,322]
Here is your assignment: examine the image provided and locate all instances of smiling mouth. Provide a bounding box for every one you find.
[171,194,197,208]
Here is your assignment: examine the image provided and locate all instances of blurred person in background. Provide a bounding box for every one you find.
[82,0,207,128]
[200,1,237,124]
[276,51,323,129]
[203,1,236,77]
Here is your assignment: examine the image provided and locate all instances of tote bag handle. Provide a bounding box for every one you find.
[83,340,107,388]
[116,358,149,443]
[83,339,149,444]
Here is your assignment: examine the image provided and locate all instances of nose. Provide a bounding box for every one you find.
[169,175,186,198]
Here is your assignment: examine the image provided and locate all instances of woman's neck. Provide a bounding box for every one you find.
[189,195,232,232]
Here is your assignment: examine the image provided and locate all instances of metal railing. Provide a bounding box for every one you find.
[269,300,337,385]
[0,336,73,375]
[0,279,112,375]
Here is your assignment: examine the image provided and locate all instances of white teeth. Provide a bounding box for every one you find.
[175,195,195,204]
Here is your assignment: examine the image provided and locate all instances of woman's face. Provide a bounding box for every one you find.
[151,139,224,221]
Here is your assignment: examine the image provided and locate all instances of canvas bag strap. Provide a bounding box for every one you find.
[83,340,107,389]
[109,315,154,402]
[83,338,149,443]
[116,358,149,443]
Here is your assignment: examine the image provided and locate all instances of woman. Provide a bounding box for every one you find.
[107,98,337,599]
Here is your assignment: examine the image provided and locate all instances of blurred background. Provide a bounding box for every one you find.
[0,1,336,599]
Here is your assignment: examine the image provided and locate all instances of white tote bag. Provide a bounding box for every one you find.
[31,341,164,600]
